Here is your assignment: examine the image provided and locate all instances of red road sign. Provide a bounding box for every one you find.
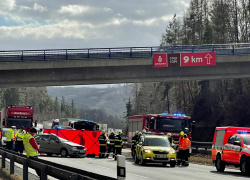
[153,53,167,67]
[180,52,216,67]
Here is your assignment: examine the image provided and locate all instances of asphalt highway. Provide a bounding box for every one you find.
[38,150,250,180]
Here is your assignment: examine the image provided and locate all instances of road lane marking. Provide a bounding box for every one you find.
[127,173,148,178]
[97,166,111,170]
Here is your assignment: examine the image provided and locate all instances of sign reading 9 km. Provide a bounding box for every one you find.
[153,52,216,67]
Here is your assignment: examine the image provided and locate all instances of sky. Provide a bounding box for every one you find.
[0,0,190,88]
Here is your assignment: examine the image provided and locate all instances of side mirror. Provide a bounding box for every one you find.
[233,141,241,146]
[192,125,195,132]
[55,140,60,143]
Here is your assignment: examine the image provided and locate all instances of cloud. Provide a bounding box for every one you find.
[0,0,190,51]
[33,3,48,12]
[1,0,17,11]
[58,5,92,15]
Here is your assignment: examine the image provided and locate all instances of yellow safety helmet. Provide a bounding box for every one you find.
[167,132,172,137]
[135,131,139,135]
[142,129,146,133]
[180,131,184,135]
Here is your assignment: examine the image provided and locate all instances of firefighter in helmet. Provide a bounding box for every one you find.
[167,132,174,145]
[98,130,107,158]
[114,131,123,160]
[180,134,191,166]
[131,131,139,158]
[106,131,115,158]
[177,131,184,165]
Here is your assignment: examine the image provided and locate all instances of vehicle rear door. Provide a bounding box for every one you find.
[223,135,235,163]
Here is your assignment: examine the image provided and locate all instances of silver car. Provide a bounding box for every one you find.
[34,133,87,157]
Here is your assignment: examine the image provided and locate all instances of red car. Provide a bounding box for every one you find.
[212,127,250,175]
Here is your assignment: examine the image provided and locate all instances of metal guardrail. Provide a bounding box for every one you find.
[0,44,250,62]
[0,148,116,180]
[191,141,212,154]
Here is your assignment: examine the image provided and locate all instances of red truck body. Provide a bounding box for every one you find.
[1,105,34,132]
[128,113,193,145]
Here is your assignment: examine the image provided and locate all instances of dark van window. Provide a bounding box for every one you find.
[227,136,236,144]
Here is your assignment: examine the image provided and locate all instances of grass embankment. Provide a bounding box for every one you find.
[189,154,214,165]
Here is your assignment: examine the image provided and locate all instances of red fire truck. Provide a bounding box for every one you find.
[128,113,195,145]
[1,105,34,132]
[212,127,250,175]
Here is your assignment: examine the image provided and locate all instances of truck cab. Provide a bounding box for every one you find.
[212,127,250,175]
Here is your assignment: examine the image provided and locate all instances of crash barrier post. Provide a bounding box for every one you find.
[117,155,126,180]
[44,129,102,156]
[0,148,116,180]
[191,141,212,154]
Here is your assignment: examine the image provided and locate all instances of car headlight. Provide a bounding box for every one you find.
[170,149,176,154]
[144,149,151,153]
[72,147,78,150]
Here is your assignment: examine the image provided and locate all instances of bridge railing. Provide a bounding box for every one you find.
[0,44,250,62]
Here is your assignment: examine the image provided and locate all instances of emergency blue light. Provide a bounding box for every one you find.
[57,126,62,129]
[144,132,164,135]
[173,113,186,116]
[162,113,167,115]
[88,120,93,122]
[237,130,250,134]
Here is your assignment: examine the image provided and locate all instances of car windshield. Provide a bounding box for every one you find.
[156,118,190,133]
[144,137,170,147]
[242,136,250,145]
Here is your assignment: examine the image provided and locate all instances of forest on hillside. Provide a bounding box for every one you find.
[0,87,78,122]
[0,86,127,129]
[126,0,250,141]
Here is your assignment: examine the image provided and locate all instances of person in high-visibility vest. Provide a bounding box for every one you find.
[23,128,41,176]
[180,134,191,166]
[177,131,184,165]
[98,130,107,158]
[39,129,43,134]
[4,126,15,150]
[114,131,123,160]
[106,131,115,158]
[15,126,26,153]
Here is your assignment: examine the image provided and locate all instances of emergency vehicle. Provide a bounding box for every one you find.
[128,113,194,146]
[134,132,176,166]
[1,105,34,132]
[212,127,250,175]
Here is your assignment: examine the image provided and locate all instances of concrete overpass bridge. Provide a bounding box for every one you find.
[0,44,250,88]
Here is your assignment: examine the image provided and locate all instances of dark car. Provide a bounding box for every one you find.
[34,133,86,157]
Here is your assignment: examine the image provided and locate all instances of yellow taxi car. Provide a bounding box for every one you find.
[134,132,176,167]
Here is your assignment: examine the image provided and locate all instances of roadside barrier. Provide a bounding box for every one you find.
[44,129,101,156]
[0,148,116,180]
[191,141,212,154]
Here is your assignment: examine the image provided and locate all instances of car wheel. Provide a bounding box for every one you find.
[60,149,68,157]
[170,161,176,167]
[46,153,53,157]
[240,157,250,175]
[215,155,225,172]
[139,153,146,165]
[135,153,139,164]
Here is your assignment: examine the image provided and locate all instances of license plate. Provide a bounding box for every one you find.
[155,155,166,158]
[79,150,85,153]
